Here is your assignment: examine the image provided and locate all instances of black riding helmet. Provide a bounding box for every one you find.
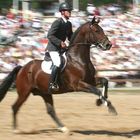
[59,2,72,12]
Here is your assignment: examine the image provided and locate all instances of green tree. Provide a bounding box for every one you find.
[79,0,132,10]
[0,0,12,9]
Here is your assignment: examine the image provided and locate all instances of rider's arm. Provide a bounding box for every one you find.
[47,19,62,48]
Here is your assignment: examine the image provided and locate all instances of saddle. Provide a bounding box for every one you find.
[41,51,66,74]
[44,51,52,61]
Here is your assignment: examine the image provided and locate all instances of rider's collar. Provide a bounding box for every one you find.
[61,16,68,23]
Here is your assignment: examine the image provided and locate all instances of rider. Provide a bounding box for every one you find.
[46,2,73,91]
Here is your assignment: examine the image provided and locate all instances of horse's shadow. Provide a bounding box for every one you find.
[16,128,140,138]
[72,129,140,138]
[14,128,59,135]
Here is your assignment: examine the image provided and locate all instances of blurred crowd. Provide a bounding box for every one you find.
[91,14,140,77]
[0,5,140,86]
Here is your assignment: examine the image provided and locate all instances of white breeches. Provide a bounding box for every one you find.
[49,51,61,67]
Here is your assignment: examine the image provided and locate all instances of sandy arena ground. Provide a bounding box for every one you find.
[0,91,140,140]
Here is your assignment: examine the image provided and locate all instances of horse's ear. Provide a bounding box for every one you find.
[91,16,96,24]
[91,16,100,24]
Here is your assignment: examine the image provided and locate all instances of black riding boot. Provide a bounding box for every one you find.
[49,65,59,91]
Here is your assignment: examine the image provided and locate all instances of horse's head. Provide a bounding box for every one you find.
[87,17,112,50]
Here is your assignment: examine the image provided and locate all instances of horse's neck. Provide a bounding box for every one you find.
[67,23,91,62]
[67,43,91,63]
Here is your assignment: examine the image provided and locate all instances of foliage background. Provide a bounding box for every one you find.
[0,0,133,13]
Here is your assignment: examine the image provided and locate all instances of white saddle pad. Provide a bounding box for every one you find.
[41,52,67,74]
[41,60,52,74]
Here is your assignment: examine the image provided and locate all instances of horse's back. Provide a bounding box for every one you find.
[18,59,42,74]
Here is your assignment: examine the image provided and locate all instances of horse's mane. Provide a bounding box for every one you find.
[69,21,90,45]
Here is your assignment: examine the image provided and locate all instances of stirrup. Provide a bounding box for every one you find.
[49,83,59,91]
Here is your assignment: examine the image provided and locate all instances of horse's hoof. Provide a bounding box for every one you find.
[58,126,70,134]
[108,101,118,116]
[96,99,102,106]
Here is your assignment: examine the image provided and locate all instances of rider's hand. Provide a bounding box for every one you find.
[61,41,67,48]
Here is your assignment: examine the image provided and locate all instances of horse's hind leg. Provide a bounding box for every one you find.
[12,91,30,130]
[41,94,69,133]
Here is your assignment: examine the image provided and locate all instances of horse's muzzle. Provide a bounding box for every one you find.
[98,38,112,51]
[97,41,112,51]
[106,42,112,50]
[102,40,112,50]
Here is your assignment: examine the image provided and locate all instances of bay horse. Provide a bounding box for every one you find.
[0,17,117,133]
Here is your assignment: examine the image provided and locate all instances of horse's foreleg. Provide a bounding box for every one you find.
[78,81,101,95]
[42,94,69,133]
[96,77,108,99]
[78,81,117,115]
[78,81,106,105]
[95,78,117,115]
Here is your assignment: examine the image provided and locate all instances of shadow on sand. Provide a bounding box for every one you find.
[73,129,140,138]
[13,128,59,135]
[14,128,140,138]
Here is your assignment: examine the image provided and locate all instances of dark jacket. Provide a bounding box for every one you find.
[46,17,73,52]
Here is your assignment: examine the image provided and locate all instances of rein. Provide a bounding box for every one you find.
[69,42,91,47]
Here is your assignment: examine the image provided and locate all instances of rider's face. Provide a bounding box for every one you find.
[62,10,71,19]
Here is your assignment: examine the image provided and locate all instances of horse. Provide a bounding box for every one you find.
[0,17,117,133]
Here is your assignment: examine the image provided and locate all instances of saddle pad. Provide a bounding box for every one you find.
[41,53,67,74]
[41,60,52,74]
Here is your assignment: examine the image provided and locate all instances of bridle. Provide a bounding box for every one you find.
[69,22,111,50]
[88,23,111,50]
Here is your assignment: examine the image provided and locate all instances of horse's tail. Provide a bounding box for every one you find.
[0,65,22,102]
